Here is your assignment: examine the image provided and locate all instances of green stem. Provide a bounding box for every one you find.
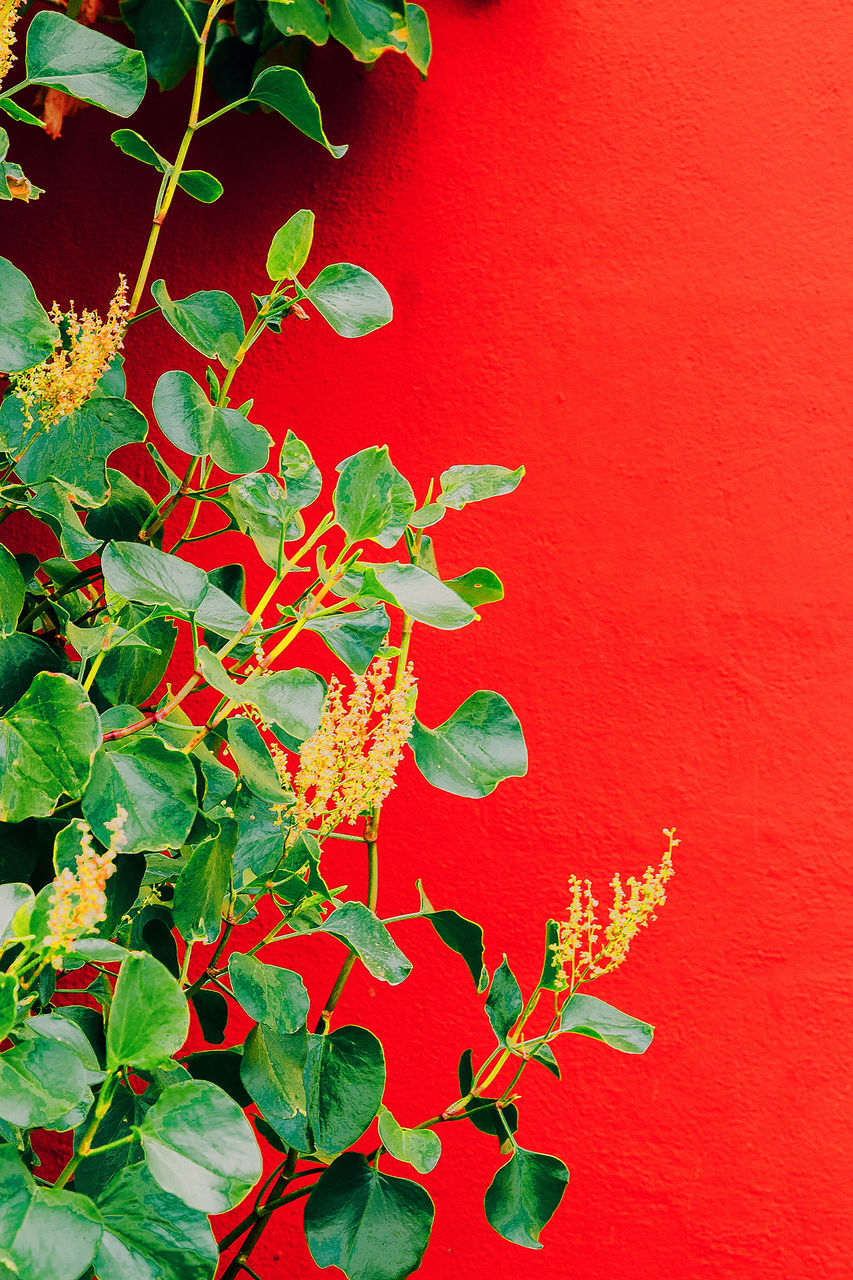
[219,1150,298,1273]
[178,940,194,988]
[184,921,234,1001]
[53,1072,118,1190]
[315,813,379,1035]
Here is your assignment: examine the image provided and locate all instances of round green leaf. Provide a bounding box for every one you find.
[558,993,654,1054]
[409,690,527,797]
[305,1152,434,1280]
[107,954,189,1070]
[0,1148,102,1280]
[177,169,223,202]
[83,736,198,854]
[151,281,244,364]
[172,820,235,943]
[304,263,392,338]
[333,446,400,543]
[138,1079,262,1213]
[305,603,390,675]
[102,541,207,612]
[95,1162,218,1280]
[241,1024,308,1137]
[243,667,327,744]
[484,1146,569,1249]
[26,12,147,116]
[229,953,309,1030]
[248,66,347,158]
[152,371,271,474]
[0,672,100,822]
[307,1026,386,1155]
[0,1036,90,1129]
[0,256,58,373]
[268,0,330,44]
[267,209,316,280]
[228,471,302,568]
[438,463,524,511]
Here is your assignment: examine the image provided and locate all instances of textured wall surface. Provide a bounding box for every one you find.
[5,1,853,1276]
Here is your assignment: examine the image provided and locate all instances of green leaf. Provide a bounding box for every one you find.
[405,3,431,74]
[224,714,290,804]
[85,469,156,543]
[305,1152,434,1280]
[327,0,407,63]
[25,481,100,560]
[280,430,322,508]
[0,543,26,637]
[418,891,486,991]
[228,471,301,568]
[229,953,309,1030]
[485,956,523,1045]
[303,263,392,338]
[0,97,46,127]
[268,0,330,44]
[538,918,561,992]
[333,447,406,543]
[83,736,198,854]
[0,881,34,944]
[173,819,235,942]
[343,561,476,629]
[243,667,326,744]
[177,169,223,202]
[241,1024,308,1134]
[96,608,176,706]
[120,0,204,91]
[484,1146,569,1249]
[0,973,17,1040]
[307,1026,385,1155]
[26,12,147,116]
[138,1078,262,1212]
[378,1105,441,1173]
[9,396,148,507]
[322,901,412,984]
[409,690,527,798]
[0,1148,102,1280]
[102,541,207,611]
[0,256,58,373]
[184,1049,250,1106]
[0,672,100,822]
[305,603,390,674]
[445,567,504,606]
[438,463,524,511]
[152,371,271,474]
[95,1163,218,1280]
[248,67,347,157]
[107,954,189,1070]
[267,208,316,280]
[558,993,654,1054]
[0,1036,90,1129]
[151,281,245,364]
[110,126,163,171]
[0,635,69,715]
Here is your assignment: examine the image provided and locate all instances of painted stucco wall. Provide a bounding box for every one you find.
[5,1,852,1276]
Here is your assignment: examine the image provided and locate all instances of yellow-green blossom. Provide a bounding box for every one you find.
[46,806,128,962]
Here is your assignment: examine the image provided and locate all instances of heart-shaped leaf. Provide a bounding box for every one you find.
[95,1162,217,1280]
[248,66,347,157]
[26,13,147,116]
[151,281,244,364]
[409,691,527,797]
[153,371,271,474]
[378,1106,441,1173]
[0,672,100,822]
[229,953,309,1030]
[303,263,392,338]
[484,1145,569,1249]
[83,736,198,854]
[0,1148,102,1280]
[107,954,189,1070]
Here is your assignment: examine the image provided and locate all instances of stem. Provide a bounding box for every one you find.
[179,940,194,987]
[183,921,234,1001]
[315,812,379,1035]
[219,1150,298,1275]
[53,1072,118,1190]
[127,0,224,316]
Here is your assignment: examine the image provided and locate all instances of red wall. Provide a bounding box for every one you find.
[6,1,852,1276]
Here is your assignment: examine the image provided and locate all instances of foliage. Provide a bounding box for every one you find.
[0,6,677,1279]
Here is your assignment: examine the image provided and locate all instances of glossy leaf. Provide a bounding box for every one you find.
[241,1024,308,1133]
[173,819,236,943]
[153,371,271,474]
[378,1105,441,1173]
[305,603,390,674]
[558,993,654,1054]
[107,954,189,1070]
[96,608,176,707]
[151,280,244,364]
[333,446,403,543]
[327,0,407,63]
[178,169,223,202]
[438,463,524,511]
[346,561,476,629]
[84,735,197,854]
[0,1148,102,1280]
[110,126,163,170]
[0,881,34,944]
[120,0,203,91]
[0,972,16,1039]
[0,544,26,637]
[267,208,316,280]
[244,668,327,744]
[484,1146,569,1249]
[303,263,393,338]
[0,672,99,822]
[305,1152,434,1280]
[86,469,156,543]
[322,901,412,985]
[228,470,301,567]
[405,3,431,74]
[0,1036,90,1129]
[95,1162,218,1280]
[485,957,523,1045]
[268,0,330,44]
[280,429,322,507]
[409,691,527,798]
[248,67,347,157]
[0,256,59,373]
[102,541,207,611]
[419,891,487,991]
[229,953,309,1030]
[26,12,147,116]
[308,1025,386,1155]
[445,567,504,606]
[138,1078,262,1212]
[222,714,290,804]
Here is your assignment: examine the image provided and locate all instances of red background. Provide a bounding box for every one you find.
[6,1,853,1277]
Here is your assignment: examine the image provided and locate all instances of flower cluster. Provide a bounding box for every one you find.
[0,1,22,91]
[11,276,128,427]
[552,828,678,991]
[46,806,128,961]
[279,658,417,833]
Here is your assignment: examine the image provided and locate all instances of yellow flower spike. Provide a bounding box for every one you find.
[10,276,129,428]
[45,806,129,964]
[0,1,23,92]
